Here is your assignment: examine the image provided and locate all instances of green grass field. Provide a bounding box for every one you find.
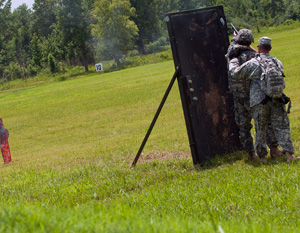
[0,26,300,232]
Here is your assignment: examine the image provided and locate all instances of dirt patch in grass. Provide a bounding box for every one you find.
[138,151,191,163]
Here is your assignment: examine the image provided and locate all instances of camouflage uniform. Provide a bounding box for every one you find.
[226,30,278,153]
[229,37,294,158]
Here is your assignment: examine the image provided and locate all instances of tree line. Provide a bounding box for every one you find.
[0,0,299,81]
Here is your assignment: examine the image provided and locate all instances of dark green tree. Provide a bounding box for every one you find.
[0,0,11,78]
[31,33,42,67]
[10,4,32,68]
[59,0,94,71]
[285,0,300,20]
[48,53,57,73]
[130,0,160,54]
[0,0,11,33]
[41,24,64,63]
[269,0,285,18]
[32,0,60,38]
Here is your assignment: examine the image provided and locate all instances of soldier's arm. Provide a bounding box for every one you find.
[228,58,239,75]
[274,57,283,69]
[228,58,249,77]
[229,58,258,80]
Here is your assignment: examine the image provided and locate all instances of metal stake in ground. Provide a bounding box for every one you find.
[131,66,180,168]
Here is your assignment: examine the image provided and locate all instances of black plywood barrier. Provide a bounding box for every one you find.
[166,5,241,164]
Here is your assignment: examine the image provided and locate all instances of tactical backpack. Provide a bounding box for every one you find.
[259,56,285,99]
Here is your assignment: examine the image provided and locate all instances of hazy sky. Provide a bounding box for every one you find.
[11,0,34,10]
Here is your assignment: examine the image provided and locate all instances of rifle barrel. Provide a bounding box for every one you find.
[230,23,239,34]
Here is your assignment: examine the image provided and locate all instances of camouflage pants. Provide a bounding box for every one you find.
[252,101,294,157]
[233,97,278,153]
[233,97,254,152]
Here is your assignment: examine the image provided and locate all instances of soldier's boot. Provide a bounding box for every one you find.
[248,150,259,161]
[270,146,283,159]
[286,152,300,162]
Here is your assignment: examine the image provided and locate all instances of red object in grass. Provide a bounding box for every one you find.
[0,118,12,164]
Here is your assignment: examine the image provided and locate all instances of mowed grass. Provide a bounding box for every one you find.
[0,26,300,232]
[1,61,188,167]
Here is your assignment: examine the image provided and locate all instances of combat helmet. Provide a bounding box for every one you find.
[235,29,254,45]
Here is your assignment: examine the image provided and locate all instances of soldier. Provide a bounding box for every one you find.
[0,118,12,164]
[226,29,282,162]
[229,37,299,162]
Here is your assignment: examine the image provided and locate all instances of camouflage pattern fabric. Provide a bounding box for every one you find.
[252,102,294,156]
[227,44,255,152]
[227,35,259,153]
[226,29,256,97]
[235,29,254,44]
[233,95,278,153]
[229,54,284,108]
[229,56,265,107]
[232,97,254,152]
[258,37,272,46]
[259,56,285,99]
[227,35,280,153]
[266,123,280,148]
[227,46,256,98]
[229,54,294,157]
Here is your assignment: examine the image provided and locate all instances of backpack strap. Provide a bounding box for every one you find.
[287,101,292,114]
[271,57,285,77]
[249,55,262,79]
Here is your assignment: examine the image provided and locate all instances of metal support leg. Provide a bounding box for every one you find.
[131,66,180,168]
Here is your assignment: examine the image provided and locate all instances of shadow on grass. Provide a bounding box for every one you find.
[136,150,257,171]
[134,150,296,172]
[194,150,246,171]
[193,150,293,171]
[194,151,296,171]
